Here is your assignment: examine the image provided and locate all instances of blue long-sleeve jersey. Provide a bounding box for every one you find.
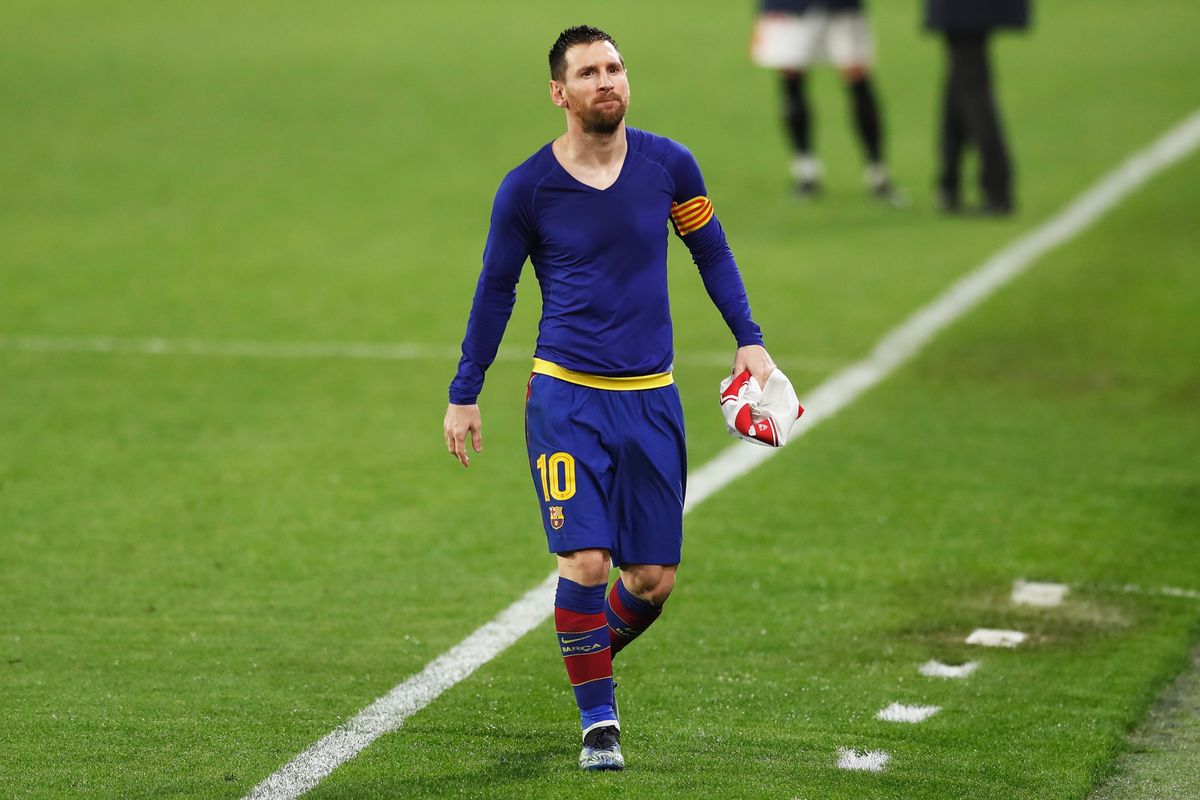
[448,127,763,405]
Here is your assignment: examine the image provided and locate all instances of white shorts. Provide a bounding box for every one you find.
[750,10,875,71]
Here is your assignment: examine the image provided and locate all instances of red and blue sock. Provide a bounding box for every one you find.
[554,577,616,733]
[605,578,663,657]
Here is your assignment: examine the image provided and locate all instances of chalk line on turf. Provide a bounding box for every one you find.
[244,109,1200,799]
[837,748,891,772]
[876,703,942,724]
[967,629,1028,648]
[920,660,980,679]
[1108,583,1200,601]
[0,334,840,373]
[1012,580,1070,607]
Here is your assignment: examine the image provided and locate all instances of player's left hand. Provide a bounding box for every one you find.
[732,344,775,388]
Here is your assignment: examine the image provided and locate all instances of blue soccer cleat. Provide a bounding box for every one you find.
[579,725,624,771]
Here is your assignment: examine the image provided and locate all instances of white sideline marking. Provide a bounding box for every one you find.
[837,748,891,772]
[966,629,1027,648]
[1012,580,1069,607]
[244,110,1200,799]
[244,574,559,800]
[919,660,980,679]
[1115,583,1200,601]
[686,110,1200,511]
[0,335,467,362]
[876,703,941,723]
[0,334,838,373]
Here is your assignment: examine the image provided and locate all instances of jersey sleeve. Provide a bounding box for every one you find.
[448,172,536,404]
[664,143,764,348]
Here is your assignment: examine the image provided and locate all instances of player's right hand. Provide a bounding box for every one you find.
[443,403,483,468]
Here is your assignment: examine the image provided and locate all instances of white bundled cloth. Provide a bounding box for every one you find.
[719,368,804,447]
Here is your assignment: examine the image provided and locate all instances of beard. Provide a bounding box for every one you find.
[578,94,628,135]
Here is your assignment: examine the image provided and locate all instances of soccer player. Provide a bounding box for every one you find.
[443,26,775,771]
[750,0,904,204]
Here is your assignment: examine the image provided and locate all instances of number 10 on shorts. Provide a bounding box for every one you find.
[535,451,577,501]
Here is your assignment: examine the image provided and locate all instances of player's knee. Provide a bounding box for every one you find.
[558,549,611,586]
[624,566,676,605]
[646,572,675,605]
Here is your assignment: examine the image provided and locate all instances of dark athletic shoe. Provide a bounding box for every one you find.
[792,177,822,201]
[870,179,910,209]
[936,187,962,214]
[978,197,1015,217]
[579,725,624,771]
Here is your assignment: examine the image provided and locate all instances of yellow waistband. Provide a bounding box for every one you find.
[531,358,674,390]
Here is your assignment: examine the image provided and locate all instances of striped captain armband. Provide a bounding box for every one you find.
[669,196,715,236]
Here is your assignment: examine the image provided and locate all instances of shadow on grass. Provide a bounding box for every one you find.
[316,723,581,799]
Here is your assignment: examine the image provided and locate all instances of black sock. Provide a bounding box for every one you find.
[848,77,883,165]
[781,72,812,155]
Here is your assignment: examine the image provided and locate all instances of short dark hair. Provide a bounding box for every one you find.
[549,25,621,82]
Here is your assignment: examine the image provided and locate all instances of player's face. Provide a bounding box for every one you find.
[558,41,629,134]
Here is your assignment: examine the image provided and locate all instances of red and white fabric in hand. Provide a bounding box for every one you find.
[719,369,804,447]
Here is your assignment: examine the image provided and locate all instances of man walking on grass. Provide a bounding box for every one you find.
[443,25,775,771]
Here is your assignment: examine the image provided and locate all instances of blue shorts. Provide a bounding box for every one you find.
[524,371,687,567]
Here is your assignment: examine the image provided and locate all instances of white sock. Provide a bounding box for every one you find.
[865,162,890,188]
[790,155,822,183]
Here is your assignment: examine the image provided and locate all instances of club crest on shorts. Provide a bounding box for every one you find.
[548,505,565,530]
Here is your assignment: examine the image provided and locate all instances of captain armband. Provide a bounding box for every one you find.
[669,196,715,236]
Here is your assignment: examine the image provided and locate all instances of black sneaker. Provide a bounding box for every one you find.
[870,179,910,209]
[792,177,822,201]
[978,197,1014,217]
[936,187,962,214]
[579,725,624,771]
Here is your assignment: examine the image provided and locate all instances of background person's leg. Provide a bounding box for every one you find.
[830,10,904,206]
[937,36,969,211]
[781,70,823,197]
[949,31,1013,211]
[781,70,813,157]
[844,68,883,167]
[841,65,905,205]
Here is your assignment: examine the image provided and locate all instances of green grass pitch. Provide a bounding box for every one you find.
[2,1,1199,797]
